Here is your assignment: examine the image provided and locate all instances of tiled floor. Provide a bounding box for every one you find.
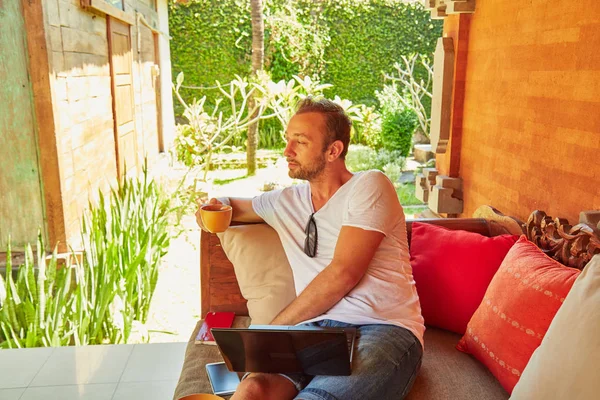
[0,342,187,400]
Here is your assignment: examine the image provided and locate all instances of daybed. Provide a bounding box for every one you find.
[174,206,600,400]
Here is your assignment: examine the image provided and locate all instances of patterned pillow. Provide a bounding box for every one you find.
[457,235,580,394]
[511,254,600,399]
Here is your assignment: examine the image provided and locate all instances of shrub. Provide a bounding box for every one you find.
[375,84,404,116]
[383,162,404,184]
[346,145,406,173]
[380,109,418,156]
[0,234,73,348]
[0,166,171,348]
[322,0,441,105]
[259,118,285,149]
[169,0,442,114]
[350,105,382,149]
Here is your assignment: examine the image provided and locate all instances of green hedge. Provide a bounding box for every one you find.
[169,0,252,115]
[169,0,442,111]
[322,1,441,105]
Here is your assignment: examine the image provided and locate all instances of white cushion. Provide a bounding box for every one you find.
[510,254,600,399]
[217,224,296,324]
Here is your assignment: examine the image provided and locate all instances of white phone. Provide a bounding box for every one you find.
[205,362,241,396]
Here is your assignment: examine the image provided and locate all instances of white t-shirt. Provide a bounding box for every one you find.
[252,170,424,346]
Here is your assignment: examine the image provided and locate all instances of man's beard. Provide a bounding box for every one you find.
[288,153,327,181]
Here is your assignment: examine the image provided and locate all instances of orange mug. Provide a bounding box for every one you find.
[200,204,233,233]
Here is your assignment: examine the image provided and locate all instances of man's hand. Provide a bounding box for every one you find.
[196,197,264,229]
[195,197,223,232]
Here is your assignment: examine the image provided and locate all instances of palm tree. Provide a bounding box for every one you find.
[247,0,264,176]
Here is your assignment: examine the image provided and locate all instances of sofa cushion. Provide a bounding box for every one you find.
[410,222,518,334]
[510,254,600,400]
[407,328,508,400]
[174,317,251,400]
[173,320,508,400]
[217,224,296,324]
[457,236,580,394]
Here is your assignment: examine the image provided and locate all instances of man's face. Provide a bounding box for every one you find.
[283,112,329,181]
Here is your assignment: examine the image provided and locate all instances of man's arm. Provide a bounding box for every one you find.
[270,225,384,326]
[195,197,263,231]
[228,197,264,223]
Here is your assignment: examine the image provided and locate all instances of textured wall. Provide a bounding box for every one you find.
[42,0,163,245]
[0,0,46,249]
[442,2,600,223]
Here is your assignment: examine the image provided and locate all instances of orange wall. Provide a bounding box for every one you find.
[443,1,600,223]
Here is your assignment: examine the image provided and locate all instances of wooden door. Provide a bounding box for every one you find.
[0,0,45,249]
[153,33,164,153]
[107,17,137,177]
[137,23,161,160]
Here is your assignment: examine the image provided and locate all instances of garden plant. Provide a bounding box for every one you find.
[0,166,171,348]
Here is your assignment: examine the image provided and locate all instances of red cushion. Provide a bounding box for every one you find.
[457,236,580,394]
[410,222,518,334]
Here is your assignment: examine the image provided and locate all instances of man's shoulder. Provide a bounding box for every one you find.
[356,169,390,181]
[353,170,395,191]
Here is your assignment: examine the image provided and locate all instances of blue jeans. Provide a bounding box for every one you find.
[288,320,422,400]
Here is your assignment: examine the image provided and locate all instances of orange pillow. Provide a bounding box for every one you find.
[457,235,580,394]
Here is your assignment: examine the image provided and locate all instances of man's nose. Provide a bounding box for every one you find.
[283,142,294,158]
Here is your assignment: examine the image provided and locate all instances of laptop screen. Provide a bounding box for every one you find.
[211,327,356,376]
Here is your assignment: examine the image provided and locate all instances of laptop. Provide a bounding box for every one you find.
[211,325,357,376]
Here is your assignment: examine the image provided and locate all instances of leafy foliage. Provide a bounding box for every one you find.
[168,0,252,116]
[172,72,275,179]
[320,0,441,105]
[380,108,418,156]
[350,104,382,148]
[173,73,339,172]
[376,84,406,116]
[0,234,73,348]
[346,144,406,173]
[264,0,330,82]
[383,54,434,138]
[169,0,442,111]
[0,167,171,347]
[258,118,285,149]
[396,183,423,206]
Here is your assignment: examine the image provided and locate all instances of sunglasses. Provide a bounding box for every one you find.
[304,213,318,258]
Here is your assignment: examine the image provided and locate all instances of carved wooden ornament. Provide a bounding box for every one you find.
[430,37,454,154]
[524,210,600,270]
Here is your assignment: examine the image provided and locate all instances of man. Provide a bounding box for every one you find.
[196,97,424,400]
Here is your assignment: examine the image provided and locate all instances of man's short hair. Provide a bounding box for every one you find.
[295,97,352,160]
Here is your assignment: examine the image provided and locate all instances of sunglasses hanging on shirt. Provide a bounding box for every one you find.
[304,213,318,258]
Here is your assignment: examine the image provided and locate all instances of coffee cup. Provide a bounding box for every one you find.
[200,204,233,233]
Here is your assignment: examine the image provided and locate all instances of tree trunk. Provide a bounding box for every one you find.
[247,0,264,176]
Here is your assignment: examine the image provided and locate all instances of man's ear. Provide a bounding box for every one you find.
[327,140,344,161]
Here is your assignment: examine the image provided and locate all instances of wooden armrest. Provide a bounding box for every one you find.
[200,228,249,318]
